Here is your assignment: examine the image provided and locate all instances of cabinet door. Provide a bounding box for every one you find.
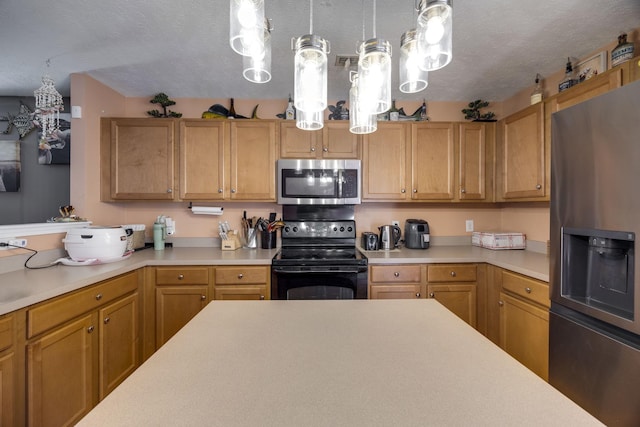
[179,120,226,200]
[156,286,208,348]
[548,67,623,113]
[362,123,409,200]
[27,313,96,427]
[458,122,486,200]
[229,121,277,201]
[427,284,477,327]
[321,122,359,159]
[497,103,545,200]
[370,284,423,299]
[99,293,139,399]
[411,122,455,200]
[280,121,318,158]
[214,286,268,300]
[0,351,15,427]
[499,292,549,380]
[102,118,176,200]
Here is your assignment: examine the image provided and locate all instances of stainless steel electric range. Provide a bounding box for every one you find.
[271,205,368,300]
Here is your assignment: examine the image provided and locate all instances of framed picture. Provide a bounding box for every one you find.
[38,113,71,165]
[575,51,607,83]
[0,140,21,192]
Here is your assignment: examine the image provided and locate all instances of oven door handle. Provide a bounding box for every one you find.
[272,267,367,274]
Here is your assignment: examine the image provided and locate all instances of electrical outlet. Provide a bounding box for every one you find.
[0,237,27,250]
[465,220,474,232]
[392,220,400,227]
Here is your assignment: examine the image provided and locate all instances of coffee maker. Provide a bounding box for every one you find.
[404,219,430,249]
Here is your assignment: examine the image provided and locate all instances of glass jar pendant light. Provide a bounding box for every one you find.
[229,0,265,57]
[349,71,377,134]
[243,18,272,83]
[296,108,324,131]
[416,0,453,71]
[399,29,428,93]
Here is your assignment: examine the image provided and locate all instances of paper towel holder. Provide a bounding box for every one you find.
[188,202,224,214]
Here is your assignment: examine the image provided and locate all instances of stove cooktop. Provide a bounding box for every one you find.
[272,246,367,266]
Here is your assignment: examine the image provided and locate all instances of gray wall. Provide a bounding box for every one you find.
[0,97,70,225]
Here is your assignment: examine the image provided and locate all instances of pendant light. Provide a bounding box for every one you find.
[399,29,428,93]
[296,108,324,131]
[292,0,330,121]
[34,59,63,139]
[357,0,392,115]
[416,0,453,71]
[243,18,272,83]
[229,0,265,57]
[349,71,377,134]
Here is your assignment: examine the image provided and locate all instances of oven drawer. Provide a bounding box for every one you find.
[156,267,209,285]
[216,266,269,285]
[370,265,422,283]
[427,264,477,282]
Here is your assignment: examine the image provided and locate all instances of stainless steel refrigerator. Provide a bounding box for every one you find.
[550,79,640,426]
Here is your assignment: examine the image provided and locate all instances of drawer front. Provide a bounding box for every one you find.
[215,266,268,285]
[502,270,549,307]
[0,315,13,352]
[156,267,209,285]
[428,264,477,282]
[370,265,422,283]
[28,271,138,338]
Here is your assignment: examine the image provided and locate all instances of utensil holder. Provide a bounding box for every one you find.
[261,231,277,249]
[243,228,257,249]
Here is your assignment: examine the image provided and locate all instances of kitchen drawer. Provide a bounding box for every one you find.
[28,271,138,338]
[0,315,13,352]
[370,265,422,283]
[156,267,209,285]
[215,266,268,285]
[428,264,477,282]
[501,270,549,307]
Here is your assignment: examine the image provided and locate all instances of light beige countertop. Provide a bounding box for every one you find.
[0,245,548,316]
[77,299,601,427]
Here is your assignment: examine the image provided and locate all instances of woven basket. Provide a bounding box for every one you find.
[122,225,146,250]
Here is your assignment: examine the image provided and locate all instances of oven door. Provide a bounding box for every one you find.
[271,266,367,300]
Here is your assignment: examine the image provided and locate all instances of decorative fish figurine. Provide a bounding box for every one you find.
[1,101,36,139]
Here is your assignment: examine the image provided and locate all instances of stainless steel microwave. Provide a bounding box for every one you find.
[277,159,361,205]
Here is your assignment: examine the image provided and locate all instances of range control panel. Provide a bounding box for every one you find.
[281,221,355,239]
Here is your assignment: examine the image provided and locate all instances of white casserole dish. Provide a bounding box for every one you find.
[62,226,128,261]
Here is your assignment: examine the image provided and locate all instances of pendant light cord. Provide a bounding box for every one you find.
[309,0,313,34]
[372,0,376,38]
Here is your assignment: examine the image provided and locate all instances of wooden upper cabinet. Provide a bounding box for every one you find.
[101,118,176,201]
[547,67,623,113]
[229,120,277,201]
[497,103,546,200]
[458,122,492,201]
[179,120,226,200]
[362,122,409,200]
[411,122,456,201]
[280,121,359,159]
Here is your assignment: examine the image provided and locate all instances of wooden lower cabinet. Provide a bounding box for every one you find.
[427,264,479,328]
[214,266,270,300]
[0,312,22,427]
[368,264,425,299]
[26,271,140,427]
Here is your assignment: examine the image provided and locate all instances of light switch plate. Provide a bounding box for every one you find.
[71,105,82,118]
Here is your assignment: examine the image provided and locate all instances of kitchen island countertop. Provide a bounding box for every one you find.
[0,245,548,315]
[76,299,601,427]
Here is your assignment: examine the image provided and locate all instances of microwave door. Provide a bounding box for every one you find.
[337,170,344,199]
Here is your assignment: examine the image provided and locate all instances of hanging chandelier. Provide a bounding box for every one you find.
[416,0,453,71]
[34,62,63,139]
[292,0,330,130]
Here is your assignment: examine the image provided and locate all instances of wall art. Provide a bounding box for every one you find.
[38,114,70,165]
[0,140,20,192]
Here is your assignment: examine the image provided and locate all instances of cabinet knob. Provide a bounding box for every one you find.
[461,189,466,193]
[536,184,542,190]
[498,300,504,306]
[178,274,184,280]
[450,271,456,277]
[416,292,421,298]
[401,189,406,193]
[231,189,236,193]
[104,317,110,324]
[394,272,400,277]
[429,292,435,298]
[238,273,244,279]
[87,326,95,333]
[167,189,172,193]
[525,287,532,293]
[323,147,328,152]
[413,189,417,193]
[201,295,206,301]
[260,295,265,300]
[311,147,316,152]
[218,189,223,193]
[95,293,103,301]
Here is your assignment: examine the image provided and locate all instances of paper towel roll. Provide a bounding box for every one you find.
[190,206,223,215]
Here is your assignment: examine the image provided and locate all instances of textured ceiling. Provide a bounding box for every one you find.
[1,0,639,102]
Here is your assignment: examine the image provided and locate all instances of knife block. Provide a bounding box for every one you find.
[221,231,241,251]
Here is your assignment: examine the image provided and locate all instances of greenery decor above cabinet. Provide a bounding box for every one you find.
[101,118,278,202]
